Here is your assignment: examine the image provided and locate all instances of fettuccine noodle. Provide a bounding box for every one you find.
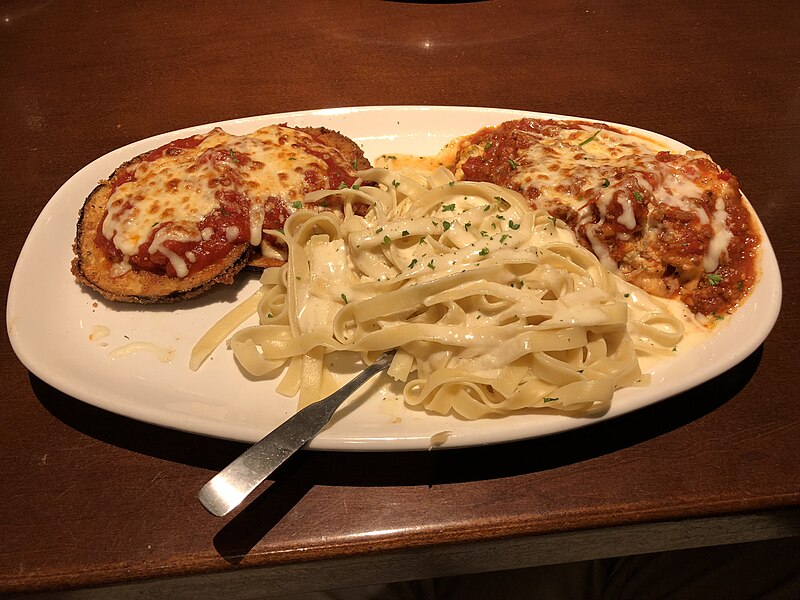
[191,167,684,419]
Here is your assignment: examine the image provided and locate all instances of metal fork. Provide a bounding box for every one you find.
[198,351,394,517]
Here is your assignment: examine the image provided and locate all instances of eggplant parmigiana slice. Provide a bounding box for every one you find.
[443,118,759,316]
[72,124,369,303]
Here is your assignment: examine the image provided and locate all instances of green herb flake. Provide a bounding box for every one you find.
[707,273,723,286]
[548,216,557,227]
[408,259,418,269]
[351,159,358,170]
[427,260,435,270]
[508,159,518,170]
[484,204,491,211]
[601,178,611,188]
[267,313,273,319]
[392,180,401,188]
[479,247,490,256]
[376,227,384,234]
[341,293,348,304]
[443,221,451,231]
[500,234,509,243]
[338,182,348,190]
[448,181,455,187]
[508,220,520,230]
[465,222,472,230]
[737,280,744,291]
[383,235,391,245]
[633,191,644,203]
[543,397,559,403]
[442,203,456,211]
[578,130,600,147]
[401,230,409,236]
[228,149,239,163]
[484,141,492,150]
[292,201,303,209]
[624,293,630,298]
[352,183,360,190]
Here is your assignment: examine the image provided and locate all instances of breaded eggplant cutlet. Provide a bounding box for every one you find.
[72,124,370,303]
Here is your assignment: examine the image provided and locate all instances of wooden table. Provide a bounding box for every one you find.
[2,1,798,597]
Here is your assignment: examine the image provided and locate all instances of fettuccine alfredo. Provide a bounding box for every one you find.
[191,168,684,419]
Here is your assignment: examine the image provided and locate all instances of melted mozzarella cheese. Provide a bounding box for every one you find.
[458,124,732,276]
[101,125,340,277]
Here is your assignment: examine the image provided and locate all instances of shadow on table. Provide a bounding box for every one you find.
[32,346,762,563]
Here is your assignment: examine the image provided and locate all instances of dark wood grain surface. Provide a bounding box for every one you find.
[2,1,798,596]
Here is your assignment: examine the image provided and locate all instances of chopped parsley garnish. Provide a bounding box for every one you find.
[448,181,455,187]
[543,397,559,403]
[228,149,239,163]
[352,183,360,190]
[351,159,358,170]
[442,203,456,211]
[633,191,644,203]
[548,216,557,227]
[408,259,418,269]
[383,235,391,245]
[419,237,427,245]
[338,182,348,190]
[385,155,397,160]
[392,180,401,188]
[479,247,490,256]
[484,141,492,150]
[484,205,491,211]
[507,159,518,170]
[341,293,348,304]
[508,220,520,230]
[292,201,302,209]
[601,178,611,188]
[443,221,452,231]
[402,230,409,236]
[707,273,723,286]
[465,222,472,230]
[427,260,435,269]
[376,227,383,234]
[500,234,509,243]
[578,130,600,146]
